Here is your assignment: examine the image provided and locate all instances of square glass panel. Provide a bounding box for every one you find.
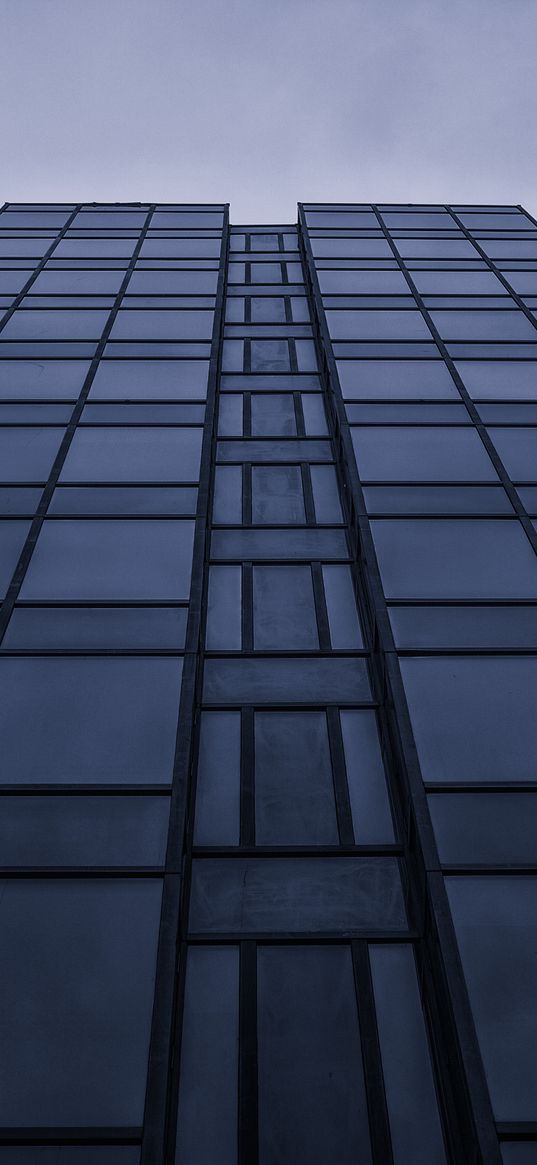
[251,466,305,524]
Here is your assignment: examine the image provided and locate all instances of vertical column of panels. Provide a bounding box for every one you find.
[172,225,446,1165]
[305,200,537,1165]
[0,202,226,1162]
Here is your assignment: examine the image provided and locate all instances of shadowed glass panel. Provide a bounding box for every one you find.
[255,711,338,844]
[258,946,372,1165]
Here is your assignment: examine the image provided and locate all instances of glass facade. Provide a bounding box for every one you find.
[0,200,535,1162]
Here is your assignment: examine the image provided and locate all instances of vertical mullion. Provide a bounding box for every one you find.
[242,562,254,652]
[239,940,259,1165]
[243,462,253,525]
[310,560,331,650]
[326,705,355,845]
[240,706,255,846]
[301,462,316,524]
[351,940,394,1165]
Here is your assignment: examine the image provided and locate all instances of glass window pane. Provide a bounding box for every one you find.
[370,945,446,1164]
[258,946,372,1165]
[322,564,363,647]
[429,792,537,865]
[212,465,242,524]
[203,656,370,704]
[340,711,395,842]
[0,360,90,400]
[371,519,537,599]
[364,484,512,515]
[89,360,209,401]
[401,657,537,783]
[1,311,109,341]
[20,519,195,600]
[430,310,536,342]
[255,711,338,844]
[253,566,318,649]
[455,361,537,401]
[2,605,187,649]
[311,464,344,523]
[251,340,290,373]
[251,394,296,436]
[194,712,241,846]
[327,310,430,341]
[60,427,203,483]
[218,394,243,436]
[0,657,182,784]
[302,393,328,435]
[351,426,496,482]
[390,604,537,649]
[337,360,458,401]
[0,520,30,598]
[48,485,197,517]
[128,269,218,294]
[0,794,169,866]
[251,466,305,524]
[211,528,347,561]
[109,310,213,340]
[189,857,406,933]
[318,269,409,294]
[175,947,239,1165]
[487,427,537,481]
[206,565,242,650]
[447,876,537,1120]
[0,879,162,1124]
[32,269,125,294]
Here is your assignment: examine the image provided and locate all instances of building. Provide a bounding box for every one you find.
[0,200,535,1163]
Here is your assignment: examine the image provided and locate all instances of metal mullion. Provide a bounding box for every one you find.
[241,562,254,651]
[239,940,259,1165]
[351,940,393,1164]
[447,206,537,326]
[311,560,331,650]
[326,705,355,845]
[298,204,501,1165]
[140,208,230,1165]
[294,390,306,436]
[300,462,316,523]
[240,706,256,846]
[243,463,253,525]
[0,205,158,646]
[370,207,537,559]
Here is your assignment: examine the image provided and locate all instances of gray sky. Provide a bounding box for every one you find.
[1,0,536,222]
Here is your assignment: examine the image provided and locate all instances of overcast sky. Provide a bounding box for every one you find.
[1,0,536,222]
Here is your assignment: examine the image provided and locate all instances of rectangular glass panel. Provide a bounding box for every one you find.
[429,792,537,864]
[189,857,406,933]
[251,466,305,524]
[255,711,338,844]
[0,795,169,866]
[206,565,242,650]
[203,656,371,704]
[175,947,239,1165]
[194,712,241,846]
[0,879,162,1124]
[258,946,372,1165]
[340,711,395,842]
[370,945,446,1164]
[253,566,318,649]
[0,657,183,784]
[322,564,363,648]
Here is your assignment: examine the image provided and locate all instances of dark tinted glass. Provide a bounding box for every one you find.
[371,519,537,599]
[253,566,318,649]
[401,657,537,782]
[255,712,338,844]
[189,857,406,933]
[0,521,30,598]
[351,426,496,482]
[0,795,169,866]
[337,360,458,400]
[340,711,395,842]
[257,946,372,1165]
[429,793,537,864]
[0,657,183,784]
[194,712,241,845]
[203,656,371,704]
[2,606,187,649]
[370,945,446,1163]
[447,877,537,1120]
[251,466,305,524]
[20,520,195,600]
[0,879,161,1124]
[60,427,203,482]
[89,360,209,400]
[175,947,239,1165]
